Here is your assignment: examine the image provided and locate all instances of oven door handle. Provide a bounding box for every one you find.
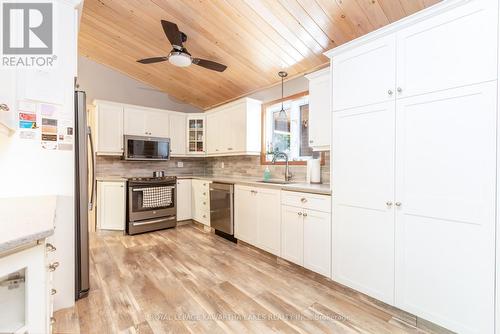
[132,216,176,226]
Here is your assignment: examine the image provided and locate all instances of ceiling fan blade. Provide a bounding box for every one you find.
[137,57,168,64]
[192,58,227,72]
[161,20,182,48]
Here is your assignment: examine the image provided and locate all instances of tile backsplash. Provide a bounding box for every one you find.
[205,152,330,184]
[97,151,330,184]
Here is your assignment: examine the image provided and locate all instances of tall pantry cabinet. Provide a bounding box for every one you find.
[326,0,498,333]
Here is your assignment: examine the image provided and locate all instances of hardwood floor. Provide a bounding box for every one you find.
[54,224,443,334]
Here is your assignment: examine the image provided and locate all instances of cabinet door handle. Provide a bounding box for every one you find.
[298,212,302,216]
[48,262,60,272]
[46,243,56,252]
[388,89,393,96]
[203,202,206,205]
[309,140,314,144]
[386,201,393,207]
[203,192,206,196]
[303,213,308,217]
[203,214,206,218]
[0,103,10,111]
[395,202,402,207]
[300,198,307,203]
[228,148,233,150]
[50,317,56,325]
[51,288,57,295]
[397,87,403,93]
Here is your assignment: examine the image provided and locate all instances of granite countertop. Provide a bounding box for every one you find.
[178,175,332,195]
[0,196,57,254]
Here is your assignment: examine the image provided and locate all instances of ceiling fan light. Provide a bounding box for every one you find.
[168,52,192,67]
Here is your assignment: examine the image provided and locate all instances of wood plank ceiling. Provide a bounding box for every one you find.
[79,0,441,110]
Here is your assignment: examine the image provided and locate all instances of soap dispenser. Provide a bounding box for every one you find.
[263,166,271,181]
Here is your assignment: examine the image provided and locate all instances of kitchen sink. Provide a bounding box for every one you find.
[256,180,295,185]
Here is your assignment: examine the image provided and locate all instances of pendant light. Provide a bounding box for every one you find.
[275,71,288,132]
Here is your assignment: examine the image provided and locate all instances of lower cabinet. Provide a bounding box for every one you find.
[0,242,55,334]
[97,181,126,231]
[234,185,281,256]
[176,179,192,221]
[191,180,210,226]
[281,206,331,277]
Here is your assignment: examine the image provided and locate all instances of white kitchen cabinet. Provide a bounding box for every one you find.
[327,1,498,332]
[191,179,210,225]
[281,191,331,277]
[124,107,169,137]
[97,181,126,231]
[396,0,497,99]
[206,98,261,156]
[94,101,124,155]
[331,34,396,111]
[281,205,304,266]
[256,187,281,255]
[169,113,187,156]
[187,115,206,155]
[332,103,397,305]
[176,179,192,221]
[303,209,331,277]
[234,185,280,256]
[234,186,258,245]
[0,244,49,334]
[305,68,330,151]
[394,82,496,333]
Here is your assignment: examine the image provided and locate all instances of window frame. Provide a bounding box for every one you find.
[260,91,324,165]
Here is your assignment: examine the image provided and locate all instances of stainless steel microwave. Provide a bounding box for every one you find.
[124,135,170,161]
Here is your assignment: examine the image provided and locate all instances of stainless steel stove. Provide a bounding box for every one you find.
[127,176,177,235]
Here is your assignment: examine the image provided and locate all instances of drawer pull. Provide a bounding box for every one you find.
[50,317,56,324]
[46,243,56,252]
[51,288,57,295]
[203,214,206,218]
[48,262,60,272]
[0,103,10,111]
[203,202,206,205]
[203,192,206,196]
[300,198,308,203]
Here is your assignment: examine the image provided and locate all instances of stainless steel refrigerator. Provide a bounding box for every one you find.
[75,90,93,300]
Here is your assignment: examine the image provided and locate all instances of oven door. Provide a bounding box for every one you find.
[124,135,170,161]
[128,182,176,222]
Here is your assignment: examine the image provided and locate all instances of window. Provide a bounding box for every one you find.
[261,92,315,164]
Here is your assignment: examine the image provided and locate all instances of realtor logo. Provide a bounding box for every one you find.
[2,3,53,54]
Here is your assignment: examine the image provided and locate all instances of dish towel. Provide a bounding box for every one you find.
[142,186,173,208]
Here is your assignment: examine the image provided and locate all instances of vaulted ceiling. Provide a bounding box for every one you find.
[79,0,440,110]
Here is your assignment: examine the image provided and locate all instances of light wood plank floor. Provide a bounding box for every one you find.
[54,224,441,334]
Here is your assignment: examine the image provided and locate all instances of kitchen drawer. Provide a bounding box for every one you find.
[281,191,331,213]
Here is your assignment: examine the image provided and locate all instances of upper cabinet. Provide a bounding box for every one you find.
[187,115,206,155]
[124,106,169,137]
[305,68,330,151]
[169,113,187,156]
[206,97,262,156]
[331,35,396,111]
[396,0,498,99]
[93,101,124,156]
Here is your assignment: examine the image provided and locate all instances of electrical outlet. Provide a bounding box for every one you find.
[177,161,184,168]
[221,162,225,169]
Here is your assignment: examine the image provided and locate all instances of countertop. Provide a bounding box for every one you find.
[178,175,331,195]
[96,175,331,195]
[0,196,56,254]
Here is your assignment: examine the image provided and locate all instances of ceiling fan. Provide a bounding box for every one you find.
[137,20,227,72]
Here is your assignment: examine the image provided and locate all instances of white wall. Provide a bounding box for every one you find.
[77,56,202,112]
[248,75,309,103]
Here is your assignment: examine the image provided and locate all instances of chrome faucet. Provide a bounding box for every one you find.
[271,150,293,182]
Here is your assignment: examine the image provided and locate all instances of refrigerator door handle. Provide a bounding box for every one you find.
[88,126,96,210]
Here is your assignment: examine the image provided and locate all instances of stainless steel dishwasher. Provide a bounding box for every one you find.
[209,182,236,242]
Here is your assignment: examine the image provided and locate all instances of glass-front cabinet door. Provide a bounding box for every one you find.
[187,115,206,155]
